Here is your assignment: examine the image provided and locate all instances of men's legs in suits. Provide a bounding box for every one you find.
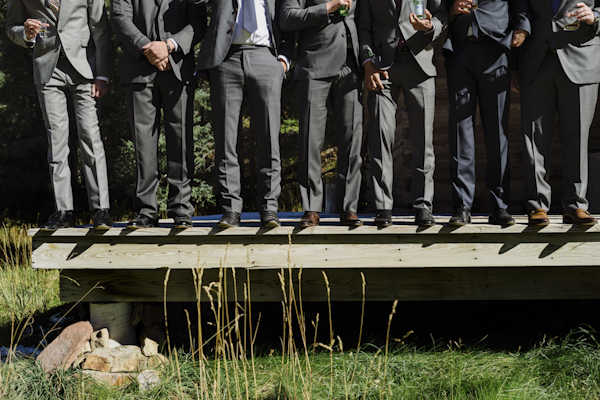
[296,77,331,212]
[157,72,195,219]
[521,54,559,213]
[125,82,162,220]
[209,49,246,214]
[37,67,74,212]
[331,58,363,214]
[394,53,435,213]
[555,69,598,212]
[70,69,110,212]
[244,47,283,213]
[366,69,401,212]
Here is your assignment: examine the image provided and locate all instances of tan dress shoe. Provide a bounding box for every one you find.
[528,209,549,226]
[563,209,598,225]
[298,211,319,227]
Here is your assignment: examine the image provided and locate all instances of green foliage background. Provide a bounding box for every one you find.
[0,0,304,223]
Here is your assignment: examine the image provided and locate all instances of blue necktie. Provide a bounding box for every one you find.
[243,0,258,34]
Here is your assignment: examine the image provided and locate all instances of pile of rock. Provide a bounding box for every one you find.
[36,317,168,391]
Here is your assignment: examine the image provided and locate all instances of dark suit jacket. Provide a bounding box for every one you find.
[280,0,360,80]
[443,0,530,55]
[517,0,600,86]
[190,0,294,73]
[6,0,113,85]
[357,0,448,76]
[111,0,207,85]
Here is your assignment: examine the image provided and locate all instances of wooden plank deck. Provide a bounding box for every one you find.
[28,212,600,302]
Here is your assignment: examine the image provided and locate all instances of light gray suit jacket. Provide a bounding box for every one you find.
[518,0,600,86]
[111,0,206,85]
[190,0,294,73]
[6,0,113,86]
[357,0,448,76]
[280,0,360,80]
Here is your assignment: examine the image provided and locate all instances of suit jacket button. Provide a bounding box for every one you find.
[342,33,346,37]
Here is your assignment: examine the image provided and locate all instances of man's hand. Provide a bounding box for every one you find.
[364,60,388,91]
[91,79,108,98]
[567,3,596,25]
[24,18,46,41]
[510,70,520,93]
[156,58,172,72]
[280,60,288,73]
[450,0,472,19]
[326,0,351,14]
[410,9,433,31]
[511,29,527,47]
[143,41,169,65]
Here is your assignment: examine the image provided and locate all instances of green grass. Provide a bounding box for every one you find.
[2,224,600,399]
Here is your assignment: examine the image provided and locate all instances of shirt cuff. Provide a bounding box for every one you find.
[95,76,109,82]
[278,55,290,72]
[362,57,373,66]
[23,30,36,43]
[168,38,179,52]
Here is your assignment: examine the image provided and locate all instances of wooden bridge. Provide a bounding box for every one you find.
[28,212,600,303]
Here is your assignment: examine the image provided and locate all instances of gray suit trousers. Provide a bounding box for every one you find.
[209,46,284,213]
[37,58,110,212]
[296,54,363,213]
[367,51,435,211]
[521,53,598,213]
[124,71,195,220]
[446,41,511,211]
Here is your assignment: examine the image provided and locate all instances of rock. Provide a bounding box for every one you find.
[140,324,165,356]
[138,369,160,392]
[79,370,135,386]
[110,346,147,373]
[147,354,169,368]
[108,339,121,349]
[141,338,159,357]
[82,341,92,354]
[90,329,109,351]
[82,348,114,373]
[36,321,93,373]
[130,303,143,326]
[142,304,164,327]
[72,342,91,369]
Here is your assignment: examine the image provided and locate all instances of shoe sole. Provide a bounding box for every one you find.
[341,221,363,227]
[262,221,281,228]
[218,222,239,229]
[489,218,516,227]
[417,221,436,227]
[174,224,192,229]
[449,221,468,227]
[298,222,318,228]
[94,224,112,230]
[374,221,392,227]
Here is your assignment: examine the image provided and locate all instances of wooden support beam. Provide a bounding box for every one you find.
[60,267,600,302]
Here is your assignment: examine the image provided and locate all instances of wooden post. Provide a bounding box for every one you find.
[89,303,136,345]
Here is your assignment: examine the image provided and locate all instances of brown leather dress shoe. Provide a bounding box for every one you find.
[528,209,549,226]
[340,211,363,227]
[298,211,319,228]
[563,209,598,225]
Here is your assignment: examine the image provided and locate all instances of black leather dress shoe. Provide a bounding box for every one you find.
[415,208,436,227]
[489,208,515,226]
[298,211,319,228]
[340,211,363,227]
[260,211,281,228]
[218,212,241,228]
[93,209,112,230]
[173,214,193,229]
[449,205,471,226]
[40,211,75,231]
[374,210,393,227]
[127,214,158,229]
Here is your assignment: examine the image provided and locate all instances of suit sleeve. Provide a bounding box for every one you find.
[280,0,329,32]
[428,0,449,42]
[5,0,33,49]
[169,3,207,54]
[275,0,295,60]
[509,0,531,35]
[357,0,375,64]
[88,0,113,79]
[111,0,151,58]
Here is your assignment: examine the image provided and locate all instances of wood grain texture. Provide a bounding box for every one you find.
[59,267,600,302]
